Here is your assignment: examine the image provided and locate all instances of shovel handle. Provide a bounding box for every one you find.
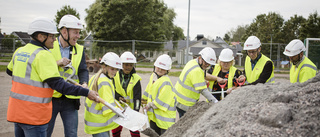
[143,109,150,128]
[97,97,126,118]
[119,100,130,108]
[236,77,246,87]
[218,82,227,89]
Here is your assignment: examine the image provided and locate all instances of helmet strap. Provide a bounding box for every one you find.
[292,53,302,65]
[60,28,77,55]
[198,57,204,69]
[31,33,49,50]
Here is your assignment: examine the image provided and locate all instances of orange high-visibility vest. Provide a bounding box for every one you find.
[7,43,60,125]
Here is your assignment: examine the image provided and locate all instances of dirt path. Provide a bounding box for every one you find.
[0,72,179,137]
[0,68,289,137]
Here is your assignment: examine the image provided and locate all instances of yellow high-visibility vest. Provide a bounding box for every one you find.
[114,71,141,109]
[244,54,275,84]
[50,41,84,99]
[146,73,176,129]
[174,59,207,111]
[290,56,317,83]
[84,73,119,134]
[208,64,237,90]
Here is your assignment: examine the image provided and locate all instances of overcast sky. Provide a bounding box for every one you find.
[0,0,319,40]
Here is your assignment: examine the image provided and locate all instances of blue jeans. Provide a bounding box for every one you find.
[47,97,79,137]
[92,131,110,137]
[177,107,186,118]
[14,123,48,137]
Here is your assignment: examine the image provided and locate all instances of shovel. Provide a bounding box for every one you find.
[63,63,80,85]
[236,77,246,87]
[140,105,159,137]
[97,97,148,131]
[210,80,227,100]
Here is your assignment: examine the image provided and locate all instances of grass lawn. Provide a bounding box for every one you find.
[0,65,7,72]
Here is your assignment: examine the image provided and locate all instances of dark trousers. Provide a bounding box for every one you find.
[150,120,166,136]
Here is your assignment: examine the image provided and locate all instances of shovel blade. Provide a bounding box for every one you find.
[113,107,148,131]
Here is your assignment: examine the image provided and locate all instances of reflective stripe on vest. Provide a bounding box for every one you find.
[175,65,202,97]
[297,64,317,82]
[84,115,117,127]
[290,57,318,83]
[85,78,117,115]
[10,91,51,103]
[149,108,175,123]
[177,64,203,94]
[154,81,177,111]
[143,91,150,99]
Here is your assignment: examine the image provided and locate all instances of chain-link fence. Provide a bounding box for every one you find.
[238,42,287,71]
[2,37,318,70]
[79,39,179,64]
[306,39,320,68]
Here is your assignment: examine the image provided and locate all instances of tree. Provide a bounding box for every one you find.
[225,25,248,43]
[223,34,230,42]
[243,12,284,56]
[55,5,80,26]
[281,14,306,43]
[243,12,284,43]
[85,0,184,51]
[300,11,320,39]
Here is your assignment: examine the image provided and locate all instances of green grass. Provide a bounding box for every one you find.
[0,65,7,72]
[136,70,181,77]
[0,59,11,62]
[0,56,12,59]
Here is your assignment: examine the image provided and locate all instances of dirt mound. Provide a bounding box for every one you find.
[162,74,320,137]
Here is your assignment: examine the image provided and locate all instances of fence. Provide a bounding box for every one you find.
[1,38,319,69]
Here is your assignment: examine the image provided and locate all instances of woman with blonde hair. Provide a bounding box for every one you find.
[207,48,242,100]
[84,52,122,137]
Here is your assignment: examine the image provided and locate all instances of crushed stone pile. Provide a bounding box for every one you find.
[162,73,320,137]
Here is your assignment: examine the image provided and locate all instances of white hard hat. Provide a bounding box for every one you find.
[283,39,306,57]
[154,54,172,70]
[28,17,59,35]
[243,36,261,50]
[100,52,122,69]
[199,47,216,65]
[219,48,234,62]
[120,51,137,63]
[58,14,83,29]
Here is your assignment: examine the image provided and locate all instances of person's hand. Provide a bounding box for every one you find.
[57,57,71,67]
[119,97,127,103]
[141,99,147,105]
[144,102,151,111]
[87,90,100,103]
[226,88,233,94]
[237,75,246,83]
[217,77,227,84]
[81,82,88,89]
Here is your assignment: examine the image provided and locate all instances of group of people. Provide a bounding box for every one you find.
[6,15,318,137]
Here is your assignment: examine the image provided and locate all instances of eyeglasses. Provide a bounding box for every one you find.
[41,33,55,39]
[247,49,259,54]
[201,57,210,66]
[47,34,55,39]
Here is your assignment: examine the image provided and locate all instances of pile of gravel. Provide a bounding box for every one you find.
[161,73,320,137]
